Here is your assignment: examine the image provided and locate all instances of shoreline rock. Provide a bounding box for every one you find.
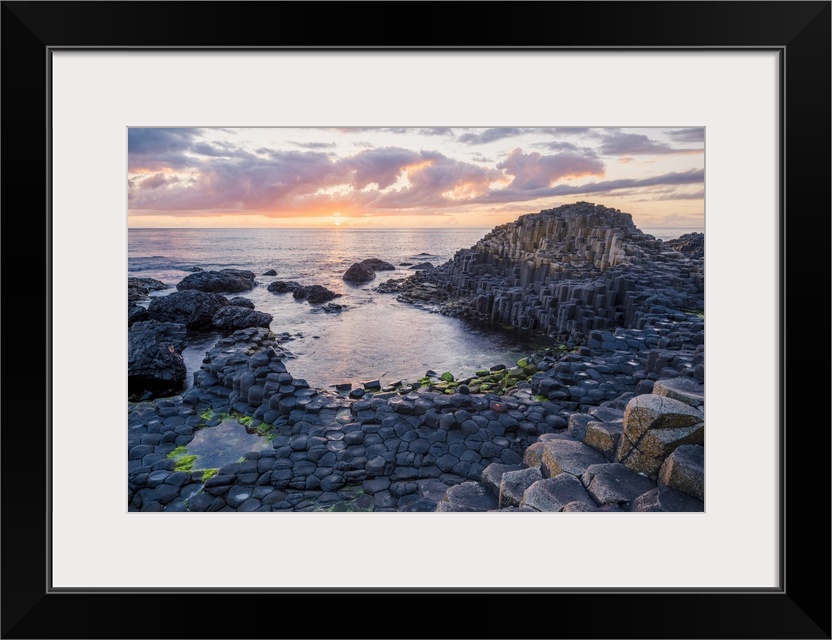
[128,202,705,513]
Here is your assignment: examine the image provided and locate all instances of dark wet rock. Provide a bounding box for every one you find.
[293,285,340,304]
[128,303,149,326]
[128,277,168,303]
[176,268,256,293]
[409,262,434,270]
[343,262,376,284]
[262,269,277,276]
[212,306,273,331]
[146,290,229,329]
[358,258,395,272]
[435,481,498,512]
[313,303,344,313]
[267,280,301,294]
[184,266,203,272]
[228,296,255,309]
[522,473,595,512]
[128,321,187,398]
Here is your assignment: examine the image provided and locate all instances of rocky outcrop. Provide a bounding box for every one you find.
[343,262,376,284]
[146,290,229,330]
[262,269,277,276]
[358,258,395,271]
[127,203,706,513]
[128,320,188,399]
[228,297,255,309]
[664,232,704,259]
[293,285,340,304]
[128,303,149,326]
[267,280,301,294]
[380,202,703,340]
[212,306,273,331]
[176,269,256,293]
[128,277,168,303]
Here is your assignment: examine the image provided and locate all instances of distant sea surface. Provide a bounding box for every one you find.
[129,226,698,390]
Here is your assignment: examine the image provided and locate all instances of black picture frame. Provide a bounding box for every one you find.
[2,2,829,638]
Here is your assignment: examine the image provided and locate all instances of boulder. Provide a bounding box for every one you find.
[267,280,301,294]
[343,262,376,284]
[212,306,273,331]
[498,467,543,507]
[617,394,704,475]
[128,320,187,399]
[435,481,498,512]
[521,473,595,512]
[262,269,277,276]
[128,303,149,326]
[228,297,255,309]
[584,463,656,510]
[409,262,434,270]
[541,438,608,478]
[175,268,256,293]
[293,285,340,304]
[481,463,523,497]
[146,290,229,330]
[128,277,168,303]
[658,444,704,501]
[652,377,705,408]
[632,486,704,512]
[358,258,395,271]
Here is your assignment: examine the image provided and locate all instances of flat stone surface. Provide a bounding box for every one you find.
[652,377,704,407]
[521,473,595,512]
[586,463,656,510]
[623,394,704,441]
[541,439,608,478]
[481,463,523,497]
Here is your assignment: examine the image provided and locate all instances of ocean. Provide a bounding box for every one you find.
[128,226,699,391]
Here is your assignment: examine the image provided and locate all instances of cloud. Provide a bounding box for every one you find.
[457,128,524,144]
[497,148,605,189]
[292,141,337,149]
[342,147,422,189]
[127,128,202,170]
[372,150,503,209]
[597,131,702,155]
[471,168,705,204]
[666,127,705,143]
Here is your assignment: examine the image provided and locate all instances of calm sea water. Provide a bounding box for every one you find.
[128,227,698,390]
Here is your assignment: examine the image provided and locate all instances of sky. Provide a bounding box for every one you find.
[127,127,704,229]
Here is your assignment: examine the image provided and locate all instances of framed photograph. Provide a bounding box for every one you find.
[3,2,829,638]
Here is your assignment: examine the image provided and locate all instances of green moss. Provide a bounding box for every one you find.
[533,395,548,402]
[199,409,214,421]
[475,369,490,377]
[201,468,218,482]
[174,455,197,472]
[517,358,528,368]
[166,445,189,460]
[439,371,454,382]
[238,415,253,427]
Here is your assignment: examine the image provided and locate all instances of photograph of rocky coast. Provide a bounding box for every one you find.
[128,127,705,513]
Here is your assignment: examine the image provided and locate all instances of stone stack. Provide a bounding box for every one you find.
[384,202,703,340]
